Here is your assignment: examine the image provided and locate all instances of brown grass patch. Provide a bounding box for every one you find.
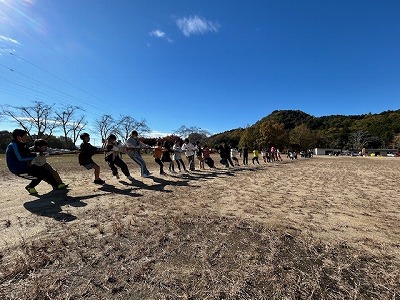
[0,154,399,299]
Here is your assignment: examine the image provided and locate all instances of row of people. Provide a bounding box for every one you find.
[6,129,284,195]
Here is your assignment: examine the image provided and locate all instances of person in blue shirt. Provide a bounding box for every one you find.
[6,129,64,194]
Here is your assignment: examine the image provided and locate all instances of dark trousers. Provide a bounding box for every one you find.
[243,154,248,165]
[252,157,260,164]
[27,164,59,189]
[187,155,195,171]
[175,159,186,171]
[108,156,130,177]
[155,158,164,174]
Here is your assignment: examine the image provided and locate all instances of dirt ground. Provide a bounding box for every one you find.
[0,154,399,299]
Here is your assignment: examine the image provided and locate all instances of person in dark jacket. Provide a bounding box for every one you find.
[6,129,64,194]
[79,133,105,185]
[219,143,234,168]
[242,145,249,165]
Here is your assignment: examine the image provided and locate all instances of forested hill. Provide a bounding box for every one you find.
[206,109,400,150]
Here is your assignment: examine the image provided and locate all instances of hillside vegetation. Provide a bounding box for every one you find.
[205,109,400,150]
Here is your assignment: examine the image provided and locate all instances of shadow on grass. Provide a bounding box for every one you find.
[119,176,198,192]
[23,189,97,222]
[98,183,143,197]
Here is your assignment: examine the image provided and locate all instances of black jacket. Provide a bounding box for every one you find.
[78,142,99,165]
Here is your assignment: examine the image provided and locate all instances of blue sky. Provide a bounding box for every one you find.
[1,0,399,142]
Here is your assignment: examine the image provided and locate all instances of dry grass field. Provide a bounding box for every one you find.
[0,153,399,299]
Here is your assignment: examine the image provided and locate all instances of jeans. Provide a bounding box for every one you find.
[128,153,150,176]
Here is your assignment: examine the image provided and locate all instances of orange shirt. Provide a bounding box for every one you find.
[153,146,163,159]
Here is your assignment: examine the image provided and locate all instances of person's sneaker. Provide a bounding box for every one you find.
[142,173,151,178]
[113,174,120,179]
[94,179,105,185]
[127,175,134,181]
[25,186,38,194]
[160,172,167,175]
[55,183,68,190]
[170,170,177,174]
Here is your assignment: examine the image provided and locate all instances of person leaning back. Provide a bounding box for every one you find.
[6,129,66,194]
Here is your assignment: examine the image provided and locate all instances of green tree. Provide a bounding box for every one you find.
[289,124,316,149]
[0,130,12,153]
[258,120,288,149]
[239,125,259,149]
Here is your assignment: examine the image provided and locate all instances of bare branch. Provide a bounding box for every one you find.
[55,105,82,147]
[95,114,118,143]
[116,115,150,141]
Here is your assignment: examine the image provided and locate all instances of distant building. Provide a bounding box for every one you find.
[364,149,398,157]
[314,148,398,157]
[314,148,342,156]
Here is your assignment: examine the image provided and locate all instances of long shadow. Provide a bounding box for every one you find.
[117,178,169,193]
[149,176,198,191]
[23,189,98,222]
[98,183,143,197]
[183,169,239,179]
[119,176,198,192]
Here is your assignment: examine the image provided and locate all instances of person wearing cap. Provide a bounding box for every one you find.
[78,133,105,185]
[6,129,64,194]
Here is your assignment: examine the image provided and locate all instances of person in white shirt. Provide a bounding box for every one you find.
[173,140,187,172]
[125,130,152,178]
[181,138,197,171]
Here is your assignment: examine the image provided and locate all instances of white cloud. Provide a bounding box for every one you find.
[0,35,21,45]
[149,29,173,43]
[150,30,165,38]
[146,130,173,138]
[176,15,220,37]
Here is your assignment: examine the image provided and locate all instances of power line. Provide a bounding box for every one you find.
[0,64,108,120]
[9,52,118,111]
[0,62,100,110]
[4,11,115,92]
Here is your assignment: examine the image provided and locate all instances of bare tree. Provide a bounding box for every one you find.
[95,114,118,144]
[1,105,33,138]
[117,115,150,141]
[349,131,370,150]
[1,101,57,140]
[70,115,87,148]
[55,105,83,147]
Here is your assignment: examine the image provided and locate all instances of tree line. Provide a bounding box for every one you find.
[0,101,211,152]
[1,102,399,153]
[0,101,151,151]
[204,110,400,151]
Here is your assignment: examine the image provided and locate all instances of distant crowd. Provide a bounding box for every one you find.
[6,129,291,195]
